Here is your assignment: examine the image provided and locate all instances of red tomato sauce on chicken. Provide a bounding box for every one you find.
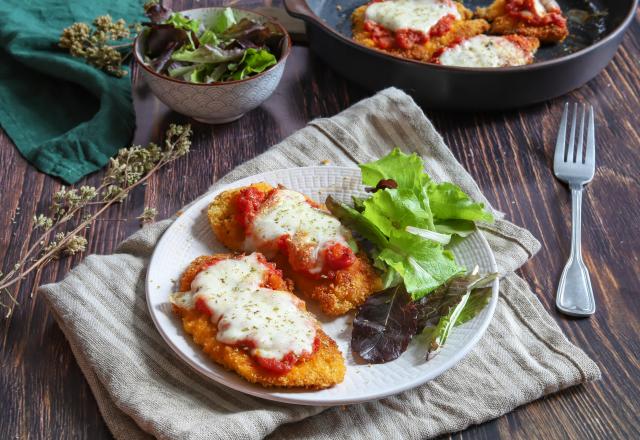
[364,13,455,50]
[505,0,566,27]
[255,337,320,374]
[235,187,356,278]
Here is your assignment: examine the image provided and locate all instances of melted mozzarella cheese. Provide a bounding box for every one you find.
[364,0,461,33]
[437,35,532,68]
[171,253,316,360]
[245,189,352,273]
[532,0,547,16]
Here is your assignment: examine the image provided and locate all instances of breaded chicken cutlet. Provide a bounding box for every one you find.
[350,0,569,67]
[352,0,490,62]
[432,34,540,67]
[207,183,382,316]
[476,0,568,43]
[170,254,346,389]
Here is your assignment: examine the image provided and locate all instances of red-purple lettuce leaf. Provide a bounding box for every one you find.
[222,19,284,57]
[144,2,172,23]
[145,24,188,59]
[415,273,481,331]
[351,284,418,364]
[150,41,179,73]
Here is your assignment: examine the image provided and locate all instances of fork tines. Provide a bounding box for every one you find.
[553,103,595,174]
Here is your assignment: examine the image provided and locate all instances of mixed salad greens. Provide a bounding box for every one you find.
[326,149,498,363]
[142,4,284,83]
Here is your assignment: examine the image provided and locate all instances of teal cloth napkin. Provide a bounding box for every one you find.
[0,0,143,184]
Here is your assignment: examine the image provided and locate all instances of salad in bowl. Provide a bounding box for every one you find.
[134,4,291,123]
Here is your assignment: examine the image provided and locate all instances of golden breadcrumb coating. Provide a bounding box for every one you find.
[476,0,568,43]
[207,183,382,316]
[507,34,541,54]
[173,254,346,389]
[351,3,490,62]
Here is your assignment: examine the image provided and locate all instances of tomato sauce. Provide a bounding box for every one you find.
[323,242,356,271]
[236,186,270,231]
[504,34,533,52]
[429,36,463,63]
[235,187,356,278]
[365,13,455,50]
[429,14,456,38]
[255,337,320,374]
[195,297,212,316]
[276,235,355,279]
[504,0,566,27]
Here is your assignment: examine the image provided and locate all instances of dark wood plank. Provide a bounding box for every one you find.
[0,1,638,439]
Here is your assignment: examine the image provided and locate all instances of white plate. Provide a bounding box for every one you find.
[146,166,499,406]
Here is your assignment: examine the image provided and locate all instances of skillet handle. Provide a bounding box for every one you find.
[283,0,322,26]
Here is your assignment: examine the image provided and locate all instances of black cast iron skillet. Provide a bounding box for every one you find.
[284,0,638,109]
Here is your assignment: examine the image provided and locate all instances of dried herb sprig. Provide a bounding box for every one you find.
[137,207,158,224]
[0,124,192,318]
[58,2,166,77]
[59,14,141,77]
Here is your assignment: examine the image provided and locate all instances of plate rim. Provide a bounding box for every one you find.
[146,166,500,406]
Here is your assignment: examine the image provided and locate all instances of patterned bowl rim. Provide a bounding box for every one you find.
[133,6,292,87]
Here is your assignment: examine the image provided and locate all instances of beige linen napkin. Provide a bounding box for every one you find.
[40,88,600,440]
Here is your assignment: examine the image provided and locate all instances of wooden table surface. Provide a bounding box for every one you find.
[1,1,639,438]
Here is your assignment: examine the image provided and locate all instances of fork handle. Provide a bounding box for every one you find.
[569,186,582,258]
[556,185,596,317]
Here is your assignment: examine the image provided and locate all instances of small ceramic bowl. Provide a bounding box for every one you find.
[134,7,291,124]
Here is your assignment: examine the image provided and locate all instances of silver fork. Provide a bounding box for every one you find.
[553,103,596,317]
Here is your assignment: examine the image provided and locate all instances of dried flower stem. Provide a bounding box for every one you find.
[2,183,110,290]
[0,124,192,317]
[59,15,140,77]
[137,207,158,224]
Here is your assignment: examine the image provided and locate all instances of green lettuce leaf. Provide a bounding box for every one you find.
[359,148,430,190]
[359,149,493,233]
[328,149,495,306]
[362,188,434,235]
[433,219,476,237]
[224,48,277,81]
[405,226,451,245]
[427,182,494,223]
[171,45,243,64]
[423,291,470,354]
[456,285,492,325]
[198,29,219,46]
[325,196,388,248]
[188,65,209,83]
[169,65,198,78]
[352,196,367,212]
[165,12,200,34]
[170,62,227,84]
[168,64,196,78]
[209,7,237,33]
[326,199,463,301]
[380,266,403,289]
[419,272,497,357]
[378,229,464,300]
